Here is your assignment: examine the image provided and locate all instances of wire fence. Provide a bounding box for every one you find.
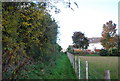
[67,52,110,80]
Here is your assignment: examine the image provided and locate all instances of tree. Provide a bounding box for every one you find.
[72,31,89,49]
[101,21,119,49]
[2,1,79,79]
[2,2,61,79]
[1,0,79,13]
[118,36,120,50]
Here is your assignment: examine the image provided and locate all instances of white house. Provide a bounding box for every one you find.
[88,37,103,52]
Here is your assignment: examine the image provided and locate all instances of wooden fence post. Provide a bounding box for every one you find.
[73,56,75,69]
[75,56,77,74]
[104,70,110,81]
[86,61,88,80]
[74,56,76,73]
[78,57,80,79]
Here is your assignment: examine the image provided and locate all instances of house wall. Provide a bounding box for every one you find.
[88,42,103,51]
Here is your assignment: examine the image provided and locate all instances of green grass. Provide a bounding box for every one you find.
[18,53,77,79]
[79,56,118,79]
[74,53,100,56]
[85,54,100,56]
[46,54,77,79]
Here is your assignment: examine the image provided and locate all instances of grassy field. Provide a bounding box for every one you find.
[75,53,100,56]
[85,54,100,56]
[79,56,118,79]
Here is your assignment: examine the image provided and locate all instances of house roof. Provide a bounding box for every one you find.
[88,37,101,43]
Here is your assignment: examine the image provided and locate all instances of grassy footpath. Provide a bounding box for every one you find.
[19,53,77,79]
[80,56,118,79]
[47,54,77,79]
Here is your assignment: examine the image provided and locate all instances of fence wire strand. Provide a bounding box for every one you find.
[67,53,106,79]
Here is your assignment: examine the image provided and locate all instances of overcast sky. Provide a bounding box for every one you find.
[50,0,119,50]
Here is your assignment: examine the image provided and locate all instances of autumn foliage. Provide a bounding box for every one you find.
[100,21,119,56]
[2,2,61,79]
[101,21,118,49]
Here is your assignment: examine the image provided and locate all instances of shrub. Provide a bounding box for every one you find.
[108,48,119,56]
[99,49,109,56]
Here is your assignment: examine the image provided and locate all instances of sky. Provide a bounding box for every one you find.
[50,0,119,50]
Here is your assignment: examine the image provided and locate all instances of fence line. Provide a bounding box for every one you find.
[67,52,110,80]
[86,61,88,80]
[78,57,80,79]
[80,57,104,78]
[104,70,110,81]
[88,64,104,78]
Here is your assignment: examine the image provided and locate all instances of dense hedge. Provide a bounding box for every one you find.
[2,2,61,79]
[108,48,119,56]
[99,49,109,56]
[99,48,119,56]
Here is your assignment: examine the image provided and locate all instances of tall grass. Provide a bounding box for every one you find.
[18,53,77,79]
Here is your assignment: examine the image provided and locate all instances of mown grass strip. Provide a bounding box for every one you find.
[80,56,118,79]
